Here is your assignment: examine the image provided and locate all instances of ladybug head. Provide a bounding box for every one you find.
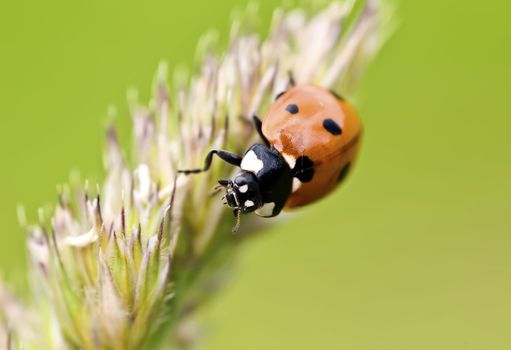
[219,172,262,214]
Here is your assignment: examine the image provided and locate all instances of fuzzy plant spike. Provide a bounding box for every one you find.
[0,1,388,349]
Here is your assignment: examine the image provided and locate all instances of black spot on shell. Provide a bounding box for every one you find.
[292,156,314,182]
[337,163,351,183]
[275,91,286,100]
[286,104,299,114]
[323,118,342,136]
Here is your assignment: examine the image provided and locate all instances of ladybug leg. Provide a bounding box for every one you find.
[287,70,296,88]
[291,155,315,182]
[252,115,270,147]
[273,71,295,101]
[178,150,242,175]
[329,89,346,101]
[232,209,242,233]
[274,91,286,100]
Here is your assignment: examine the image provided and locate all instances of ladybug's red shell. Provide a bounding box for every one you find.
[261,85,362,208]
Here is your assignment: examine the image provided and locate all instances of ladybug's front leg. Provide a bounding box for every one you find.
[178,150,242,175]
[252,115,270,147]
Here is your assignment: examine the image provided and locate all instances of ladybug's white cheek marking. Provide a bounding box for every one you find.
[282,152,296,169]
[238,184,248,193]
[255,202,275,217]
[292,178,302,192]
[241,150,264,174]
[244,200,255,208]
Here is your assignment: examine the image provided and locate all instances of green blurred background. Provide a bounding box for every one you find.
[1,0,510,349]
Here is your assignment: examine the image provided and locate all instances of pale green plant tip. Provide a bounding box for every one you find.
[1,1,388,349]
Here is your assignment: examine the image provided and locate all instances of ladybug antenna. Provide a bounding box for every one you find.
[209,185,224,197]
[210,178,232,197]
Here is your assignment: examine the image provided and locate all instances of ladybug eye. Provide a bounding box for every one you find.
[285,104,299,114]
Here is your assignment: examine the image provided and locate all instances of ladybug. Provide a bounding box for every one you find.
[179,84,362,230]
